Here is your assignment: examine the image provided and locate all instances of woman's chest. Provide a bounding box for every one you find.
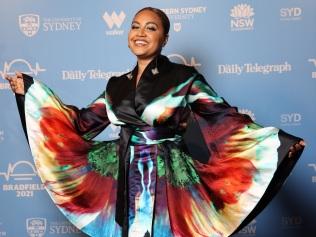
[106,74,192,126]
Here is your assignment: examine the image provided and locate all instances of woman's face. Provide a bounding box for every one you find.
[128,10,166,60]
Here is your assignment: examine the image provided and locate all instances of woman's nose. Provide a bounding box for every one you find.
[137,27,146,36]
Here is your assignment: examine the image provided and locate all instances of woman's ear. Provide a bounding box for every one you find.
[162,35,169,47]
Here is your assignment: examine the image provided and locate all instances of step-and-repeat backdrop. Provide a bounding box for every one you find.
[0,0,315,236]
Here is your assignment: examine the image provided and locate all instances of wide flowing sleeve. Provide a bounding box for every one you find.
[14,74,122,237]
[184,73,304,236]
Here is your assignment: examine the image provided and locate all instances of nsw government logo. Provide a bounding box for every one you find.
[26,218,46,237]
[19,14,40,37]
[237,219,257,236]
[238,108,256,121]
[230,4,255,31]
[102,11,126,36]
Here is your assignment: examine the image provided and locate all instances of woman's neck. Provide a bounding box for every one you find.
[136,54,159,83]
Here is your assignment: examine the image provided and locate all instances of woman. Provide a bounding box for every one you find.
[6,7,304,237]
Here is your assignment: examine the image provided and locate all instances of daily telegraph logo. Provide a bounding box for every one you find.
[61,69,129,81]
[19,14,40,37]
[0,59,46,79]
[26,218,47,237]
[230,4,255,31]
[308,58,316,79]
[1,161,45,197]
[102,11,126,36]
[18,14,82,36]
[308,163,316,183]
[167,54,201,68]
[238,108,256,121]
[217,62,292,75]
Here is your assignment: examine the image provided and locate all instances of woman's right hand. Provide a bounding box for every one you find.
[5,72,25,95]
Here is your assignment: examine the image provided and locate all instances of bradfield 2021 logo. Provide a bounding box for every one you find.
[0,161,45,197]
[0,59,46,79]
[230,4,255,31]
[0,58,46,90]
[167,54,201,68]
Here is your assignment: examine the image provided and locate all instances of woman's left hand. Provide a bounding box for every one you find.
[288,140,305,158]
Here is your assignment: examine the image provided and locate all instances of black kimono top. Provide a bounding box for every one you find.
[15,54,303,237]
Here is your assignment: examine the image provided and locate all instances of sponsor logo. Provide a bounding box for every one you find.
[230,4,255,31]
[167,54,201,68]
[173,22,182,32]
[0,130,4,142]
[0,59,46,90]
[308,163,316,183]
[49,221,81,235]
[19,14,40,37]
[161,6,207,21]
[61,69,130,81]
[0,59,46,79]
[26,218,46,237]
[308,58,316,79]
[102,11,126,36]
[280,7,302,21]
[281,216,303,229]
[238,219,257,235]
[19,14,82,36]
[238,108,256,121]
[280,113,302,126]
[0,161,45,197]
[42,17,81,32]
[218,62,292,75]
[0,222,7,236]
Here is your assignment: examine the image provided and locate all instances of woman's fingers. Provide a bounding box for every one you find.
[4,72,25,95]
[288,140,305,158]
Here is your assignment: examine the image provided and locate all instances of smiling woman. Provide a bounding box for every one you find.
[5,6,304,237]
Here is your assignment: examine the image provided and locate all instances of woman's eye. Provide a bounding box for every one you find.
[131,25,139,29]
[146,26,157,31]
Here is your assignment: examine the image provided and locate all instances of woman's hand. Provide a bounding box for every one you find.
[288,140,305,158]
[5,72,25,95]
